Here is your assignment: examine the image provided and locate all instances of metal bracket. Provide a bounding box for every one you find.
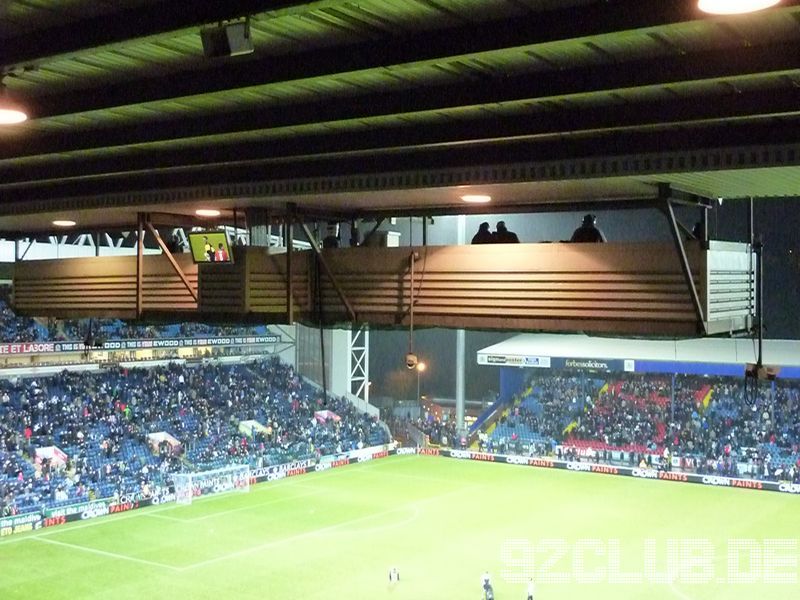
[16,238,34,261]
[360,217,385,246]
[661,198,707,334]
[298,220,357,323]
[144,219,198,302]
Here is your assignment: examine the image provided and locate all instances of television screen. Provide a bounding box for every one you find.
[188,231,233,264]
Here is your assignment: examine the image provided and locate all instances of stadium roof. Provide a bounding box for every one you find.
[477,333,800,370]
[3,2,800,233]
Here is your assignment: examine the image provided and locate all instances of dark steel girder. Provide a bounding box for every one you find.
[1,119,800,204]
[1,0,311,67]
[3,86,800,185]
[19,0,734,118]
[9,39,800,161]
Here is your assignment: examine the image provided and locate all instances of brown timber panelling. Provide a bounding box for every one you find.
[198,247,311,320]
[13,253,198,319]
[317,242,706,336]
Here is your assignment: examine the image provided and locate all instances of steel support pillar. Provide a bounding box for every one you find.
[136,213,144,317]
[455,214,466,432]
[348,324,370,404]
[286,205,295,324]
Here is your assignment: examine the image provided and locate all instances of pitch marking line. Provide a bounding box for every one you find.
[184,489,321,522]
[0,454,419,546]
[32,536,180,571]
[137,512,184,522]
[181,484,477,571]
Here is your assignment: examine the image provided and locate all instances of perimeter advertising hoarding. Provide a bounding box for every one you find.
[478,355,551,368]
[2,445,396,537]
[0,335,280,355]
[477,354,630,372]
[0,512,42,537]
[436,449,791,495]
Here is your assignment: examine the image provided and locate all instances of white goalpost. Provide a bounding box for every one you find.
[173,464,251,505]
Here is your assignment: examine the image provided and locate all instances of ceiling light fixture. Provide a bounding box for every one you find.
[698,0,780,14]
[196,209,221,217]
[461,194,492,204]
[0,80,27,125]
[52,220,76,228]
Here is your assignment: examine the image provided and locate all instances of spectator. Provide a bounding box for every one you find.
[493,221,520,243]
[570,214,607,243]
[471,222,494,245]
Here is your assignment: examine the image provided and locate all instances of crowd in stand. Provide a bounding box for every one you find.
[415,417,459,447]
[0,296,48,343]
[59,318,262,343]
[489,372,800,483]
[0,358,387,517]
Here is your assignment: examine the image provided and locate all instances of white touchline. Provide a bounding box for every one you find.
[181,484,478,571]
[33,536,181,571]
[0,454,419,546]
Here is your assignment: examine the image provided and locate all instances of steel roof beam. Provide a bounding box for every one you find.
[10,39,800,160]
[1,1,312,67]
[4,86,800,184]
[18,0,763,118]
[1,119,799,203]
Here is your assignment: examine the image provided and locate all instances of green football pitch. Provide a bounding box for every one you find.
[1,454,798,600]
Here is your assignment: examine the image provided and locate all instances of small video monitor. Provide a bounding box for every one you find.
[187,231,233,264]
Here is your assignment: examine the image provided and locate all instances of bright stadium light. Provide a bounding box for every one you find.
[416,361,426,402]
[0,81,27,125]
[52,220,76,227]
[698,0,780,14]
[461,194,492,204]
[196,208,221,217]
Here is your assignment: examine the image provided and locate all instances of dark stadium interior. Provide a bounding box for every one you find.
[4,0,800,227]
[1,2,800,598]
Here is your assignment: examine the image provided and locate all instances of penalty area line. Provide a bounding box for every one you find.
[32,536,180,571]
[181,484,477,571]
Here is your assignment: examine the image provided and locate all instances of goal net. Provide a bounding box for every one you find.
[173,464,251,505]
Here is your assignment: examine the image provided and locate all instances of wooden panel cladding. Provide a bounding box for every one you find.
[11,242,755,337]
[13,253,198,319]
[198,246,311,320]
[316,242,710,336]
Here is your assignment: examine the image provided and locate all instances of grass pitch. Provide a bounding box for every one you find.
[1,454,798,599]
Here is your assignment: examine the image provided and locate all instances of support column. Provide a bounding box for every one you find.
[136,213,144,317]
[348,324,370,404]
[286,205,295,324]
[456,329,465,433]
[670,372,676,423]
[245,207,270,247]
[455,214,466,432]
